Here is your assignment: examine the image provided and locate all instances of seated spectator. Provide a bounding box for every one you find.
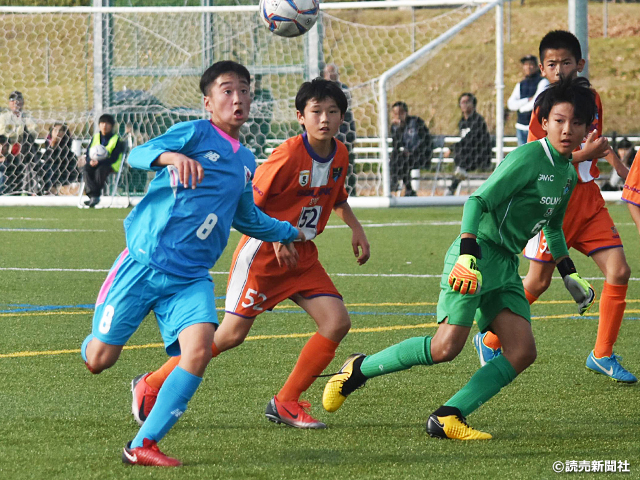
[389,101,432,197]
[447,92,492,195]
[83,114,125,207]
[602,137,636,191]
[39,123,79,195]
[0,91,39,194]
[0,135,11,194]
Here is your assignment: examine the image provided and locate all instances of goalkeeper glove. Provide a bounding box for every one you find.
[557,257,596,315]
[448,238,482,295]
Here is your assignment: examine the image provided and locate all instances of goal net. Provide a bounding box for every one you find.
[0,1,503,206]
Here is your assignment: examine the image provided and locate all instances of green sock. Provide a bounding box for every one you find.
[360,336,433,378]
[444,354,517,417]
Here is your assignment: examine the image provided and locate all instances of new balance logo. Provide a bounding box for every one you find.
[170,408,184,418]
[204,151,220,162]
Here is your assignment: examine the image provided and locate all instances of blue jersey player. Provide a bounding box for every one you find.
[80,61,302,467]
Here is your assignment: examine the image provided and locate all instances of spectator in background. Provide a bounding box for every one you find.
[0,91,39,194]
[447,93,492,195]
[83,114,125,207]
[323,63,357,196]
[0,134,11,194]
[602,137,636,191]
[389,101,432,197]
[507,55,549,146]
[39,123,78,195]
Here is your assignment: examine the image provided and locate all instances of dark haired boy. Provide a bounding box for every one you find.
[390,101,432,196]
[323,76,595,440]
[83,113,125,207]
[131,77,370,431]
[476,30,636,384]
[80,60,303,467]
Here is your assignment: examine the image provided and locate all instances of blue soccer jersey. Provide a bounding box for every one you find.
[124,119,297,278]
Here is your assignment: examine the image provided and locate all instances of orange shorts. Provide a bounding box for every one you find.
[524,181,622,262]
[622,153,640,207]
[224,236,341,318]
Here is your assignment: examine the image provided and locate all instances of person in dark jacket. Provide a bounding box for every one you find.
[389,101,432,196]
[448,93,493,195]
[40,123,78,195]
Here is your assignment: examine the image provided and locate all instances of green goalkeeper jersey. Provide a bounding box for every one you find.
[460,137,577,260]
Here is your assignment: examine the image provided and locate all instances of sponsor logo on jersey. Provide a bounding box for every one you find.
[244,166,252,187]
[563,178,572,195]
[544,207,554,217]
[204,151,220,162]
[538,174,554,182]
[299,170,310,187]
[309,197,320,206]
[297,187,332,197]
[540,196,561,205]
[253,185,264,196]
[332,167,343,182]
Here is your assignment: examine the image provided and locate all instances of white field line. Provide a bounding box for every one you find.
[0,266,633,282]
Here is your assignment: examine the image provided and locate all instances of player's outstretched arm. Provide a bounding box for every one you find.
[555,256,596,315]
[232,186,298,244]
[333,202,370,265]
[152,152,204,189]
[571,130,610,164]
[604,148,629,180]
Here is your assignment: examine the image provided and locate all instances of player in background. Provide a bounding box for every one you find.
[475,30,636,384]
[622,149,640,235]
[131,78,370,430]
[323,76,596,440]
[81,61,304,467]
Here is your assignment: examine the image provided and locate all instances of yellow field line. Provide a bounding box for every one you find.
[2,306,639,359]
[0,322,439,359]
[5,298,640,318]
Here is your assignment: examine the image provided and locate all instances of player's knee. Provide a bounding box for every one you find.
[431,341,463,363]
[183,343,213,369]
[220,330,247,350]
[85,344,119,373]
[610,262,631,285]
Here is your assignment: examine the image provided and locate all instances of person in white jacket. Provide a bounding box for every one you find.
[507,55,548,146]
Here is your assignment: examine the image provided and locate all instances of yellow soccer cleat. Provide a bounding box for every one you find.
[426,411,492,440]
[322,353,367,412]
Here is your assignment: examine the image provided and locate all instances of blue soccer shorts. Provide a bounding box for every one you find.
[91,248,219,356]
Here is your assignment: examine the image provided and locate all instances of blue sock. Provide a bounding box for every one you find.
[81,334,94,363]
[131,366,202,448]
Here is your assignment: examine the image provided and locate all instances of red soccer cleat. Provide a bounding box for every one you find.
[265,396,326,429]
[131,373,158,426]
[122,439,182,467]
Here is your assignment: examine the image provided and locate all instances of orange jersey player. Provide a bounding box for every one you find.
[622,148,640,236]
[130,78,371,429]
[475,30,636,383]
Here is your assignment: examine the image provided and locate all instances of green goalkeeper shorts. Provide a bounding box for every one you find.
[436,236,531,333]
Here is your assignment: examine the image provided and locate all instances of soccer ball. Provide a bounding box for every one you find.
[258,0,320,38]
[89,144,108,161]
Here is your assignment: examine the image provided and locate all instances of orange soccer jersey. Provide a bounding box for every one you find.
[225,133,349,317]
[622,149,640,207]
[524,89,621,262]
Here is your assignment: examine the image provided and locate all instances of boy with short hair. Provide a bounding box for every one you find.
[83,113,125,207]
[131,78,370,430]
[323,76,595,440]
[81,60,303,467]
[476,30,636,384]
